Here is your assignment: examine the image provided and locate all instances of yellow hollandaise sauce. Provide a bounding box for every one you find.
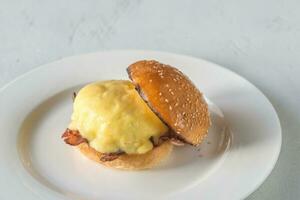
[69,80,168,154]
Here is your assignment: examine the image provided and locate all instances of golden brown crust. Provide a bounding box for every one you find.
[77,141,173,170]
[127,60,211,145]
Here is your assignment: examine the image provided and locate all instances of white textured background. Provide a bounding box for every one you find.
[0,0,299,199]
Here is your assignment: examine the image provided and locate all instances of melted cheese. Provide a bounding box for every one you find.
[69,80,168,154]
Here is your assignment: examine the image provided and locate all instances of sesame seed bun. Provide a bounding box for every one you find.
[127,60,211,145]
[77,141,173,170]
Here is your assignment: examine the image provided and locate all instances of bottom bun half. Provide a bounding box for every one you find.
[77,142,173,170]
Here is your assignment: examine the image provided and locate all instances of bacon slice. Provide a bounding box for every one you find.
[170,138,185,146]
[61,129,88,146]
[100,152,124,162]
[61,128,187,162]
[61,129,123,161]
[151,130,189,147]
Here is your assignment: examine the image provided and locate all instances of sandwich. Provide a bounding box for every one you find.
[62,60,210,170]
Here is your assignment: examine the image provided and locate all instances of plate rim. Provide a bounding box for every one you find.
[0,50,282,200]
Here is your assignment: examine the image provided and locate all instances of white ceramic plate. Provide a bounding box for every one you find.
[0,50,281,200]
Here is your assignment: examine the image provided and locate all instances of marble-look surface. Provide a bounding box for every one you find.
[0,0,299,199]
